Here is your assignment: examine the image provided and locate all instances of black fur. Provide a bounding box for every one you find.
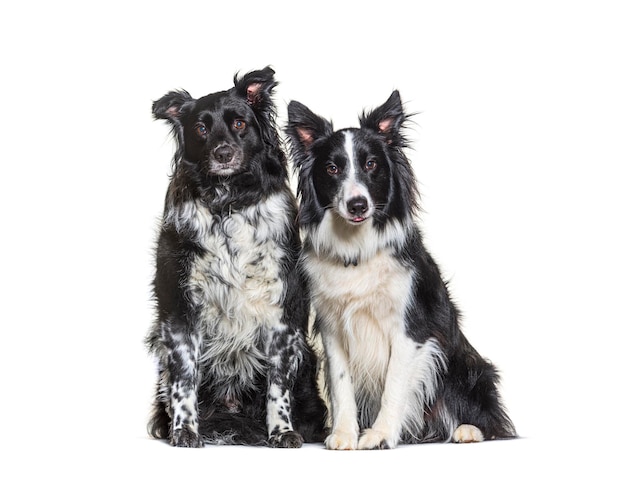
[146,67,327,447]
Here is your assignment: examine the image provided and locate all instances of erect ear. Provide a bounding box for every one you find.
[359,90,406,145]
[152,90,194,124]
[234,66,277,109]
[286,100,334,155]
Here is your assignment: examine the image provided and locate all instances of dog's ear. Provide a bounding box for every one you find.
[152,90,194,124]
[286,100,334,225]
[359,90,406,146]
[286,100,334,157]
[234,66,277,109]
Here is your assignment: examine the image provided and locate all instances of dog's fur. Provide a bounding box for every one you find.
[286,91,516,449]
[146,67,326,448]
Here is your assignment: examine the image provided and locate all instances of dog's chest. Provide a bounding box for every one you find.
[305,249,414,385]
[180,195,289,336]
[306,249,413,324]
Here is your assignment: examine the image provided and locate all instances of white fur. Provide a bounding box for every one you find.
[335,132,374,221]
[307,212,409,266]
[453,424,484,443]
[358,338,446,448]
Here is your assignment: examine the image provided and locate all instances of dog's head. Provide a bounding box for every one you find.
[286,91,418,230]
[153,66,284,180]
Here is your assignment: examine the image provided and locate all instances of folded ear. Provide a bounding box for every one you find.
[152,90,194,124]
[234,66,277,109]
[286,100,334,158]
[359,90,406,145]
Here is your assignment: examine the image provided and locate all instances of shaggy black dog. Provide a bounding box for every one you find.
[146,67,326,447]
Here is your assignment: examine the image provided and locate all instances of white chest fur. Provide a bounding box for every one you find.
[304,248,414,393]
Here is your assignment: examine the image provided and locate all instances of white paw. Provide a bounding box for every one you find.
[453,424,484,443]
[325,430,359,450]
[357,428,394,449]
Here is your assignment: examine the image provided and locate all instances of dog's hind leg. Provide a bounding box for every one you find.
[443,338,517,442]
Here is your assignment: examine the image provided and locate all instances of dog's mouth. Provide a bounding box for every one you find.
[335,209,372,226]
[347,215,368,225]
[208,162,242,176]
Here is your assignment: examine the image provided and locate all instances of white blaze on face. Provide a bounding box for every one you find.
[336,132,373,223]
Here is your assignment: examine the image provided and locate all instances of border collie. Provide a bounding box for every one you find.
[146,67,326,448]
[286,90,516,449]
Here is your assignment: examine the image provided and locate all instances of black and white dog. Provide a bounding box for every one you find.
[286,91,516,449]
[146,67,327,448]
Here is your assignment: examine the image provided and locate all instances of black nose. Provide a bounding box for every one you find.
[213,145,234,164]
[347,197,369,216]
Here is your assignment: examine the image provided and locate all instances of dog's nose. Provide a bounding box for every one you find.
[347,197,369,217]
[213,145,234,164]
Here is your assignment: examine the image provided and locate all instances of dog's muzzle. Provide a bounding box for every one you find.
[208,144,243,175]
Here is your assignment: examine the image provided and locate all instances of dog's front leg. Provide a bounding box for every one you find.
[358,336,443,449]
[266,326,304,448]
[357,331,414,449]
[322,329,360,450]
[164,325,203,448]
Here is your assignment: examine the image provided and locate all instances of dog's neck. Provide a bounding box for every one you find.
[304,211,410,267]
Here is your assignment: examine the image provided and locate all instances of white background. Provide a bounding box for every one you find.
[2,1,624,486]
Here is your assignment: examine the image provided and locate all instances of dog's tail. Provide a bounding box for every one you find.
[199,411,269,446]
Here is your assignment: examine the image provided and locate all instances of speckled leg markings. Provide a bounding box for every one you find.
[266,328,304,448]
[170,381,201,447]
[167,332,203,448]
[267,384,303,448]
[453,424,484,443]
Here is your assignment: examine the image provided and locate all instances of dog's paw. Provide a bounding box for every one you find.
[357,428,393,450]
[269,430,304,448]
[325,430,359,450]
[170,426,203,448]
[453,424,484,443]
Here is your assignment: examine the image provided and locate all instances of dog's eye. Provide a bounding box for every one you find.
[233,119,246,131]
[364,160,377,172]
[195,123,208,137]
[326,163,340,176]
